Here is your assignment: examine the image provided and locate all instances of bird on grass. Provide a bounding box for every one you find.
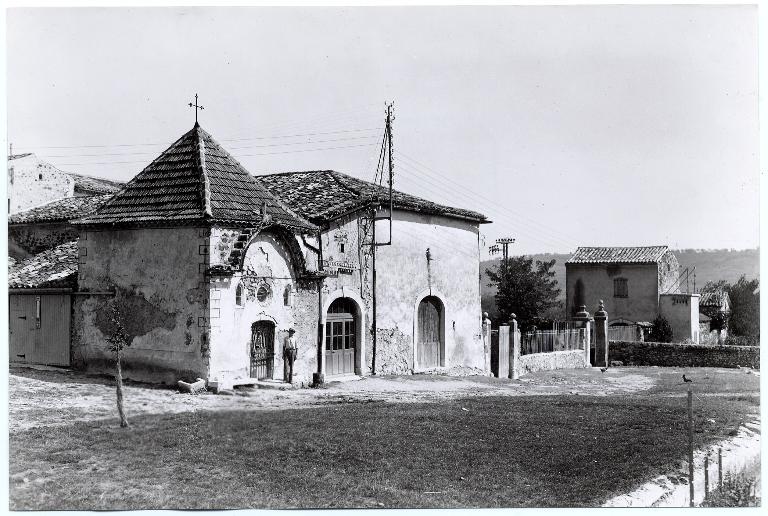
[683,374,693,383]
[600,367,608,373]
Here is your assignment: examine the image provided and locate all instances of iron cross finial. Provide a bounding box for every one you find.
[188,93,204,123]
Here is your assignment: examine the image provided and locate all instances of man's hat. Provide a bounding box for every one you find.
[288,328,296,334]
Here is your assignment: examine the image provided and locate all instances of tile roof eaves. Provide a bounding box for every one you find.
[313,171,487,222]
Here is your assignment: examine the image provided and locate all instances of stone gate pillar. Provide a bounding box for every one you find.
[482,312,492,376]
[572,305,592,366]
[594,300,609,367]
[509,314,521,380]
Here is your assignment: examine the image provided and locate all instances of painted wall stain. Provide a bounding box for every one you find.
[94,286,177,343]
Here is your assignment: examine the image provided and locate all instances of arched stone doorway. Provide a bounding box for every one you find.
[250,320,276,380]
[416,295,445,369]
[325,297,357,376]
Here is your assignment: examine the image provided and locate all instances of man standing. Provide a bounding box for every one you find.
[283,328,298,384]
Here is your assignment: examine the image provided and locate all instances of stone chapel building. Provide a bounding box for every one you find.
[65,123,489,388]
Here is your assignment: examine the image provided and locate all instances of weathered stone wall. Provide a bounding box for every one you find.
[518,350,589,375]
[699,324,727,345]
[207,228,319,388]
[314,208,483,379]
[320,212,373,376]
[372,327,413,375]
[8,154,74,213]
[608,340,759,369]
[9,223,78,258]
[657,251,680,294]
[72,227,209,384]
[375,210,484,373]
[659,293,700,343]
[565,262,660,322]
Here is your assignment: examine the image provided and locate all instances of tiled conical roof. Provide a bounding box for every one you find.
[76,123,316,231]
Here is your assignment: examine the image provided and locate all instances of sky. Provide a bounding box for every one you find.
[6,5,759,257]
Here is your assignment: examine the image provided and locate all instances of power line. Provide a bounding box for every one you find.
[393,159,576,251]
[52,141,381,167]
[395,150,579,245]
[35,134,381,159]
[395,168,573,252]
[395,170,570,252]
[15,126,383,152]
[394,151,580,248]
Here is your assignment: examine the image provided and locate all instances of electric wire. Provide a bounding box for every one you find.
[395,150,580,247]
[51,142,381,167]
[392,159,577,251]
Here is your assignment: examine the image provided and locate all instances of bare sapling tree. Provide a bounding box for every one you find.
[106,300,130,428]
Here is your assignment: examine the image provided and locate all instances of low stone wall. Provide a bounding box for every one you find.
[518,350,588,376]
[608,340,760,369]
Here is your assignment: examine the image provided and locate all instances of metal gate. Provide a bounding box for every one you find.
[9,293,71,366]
[250,321,275,380]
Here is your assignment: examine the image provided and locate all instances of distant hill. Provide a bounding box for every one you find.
[481,248,759,320]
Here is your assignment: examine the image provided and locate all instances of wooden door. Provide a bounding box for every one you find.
[9,294,70,366]
[325,298,356,376]
[37,295,71,366]
[9,295,34,363]
[417,296,442,369]
[250,321,275,380]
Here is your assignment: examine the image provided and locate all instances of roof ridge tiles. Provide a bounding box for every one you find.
[255,169,488,224]
[566,245,671,264]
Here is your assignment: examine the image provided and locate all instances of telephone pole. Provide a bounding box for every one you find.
[496,238,515,261]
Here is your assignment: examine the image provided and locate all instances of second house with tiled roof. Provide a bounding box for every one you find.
[565,246,701,342]
[565,246,680,323]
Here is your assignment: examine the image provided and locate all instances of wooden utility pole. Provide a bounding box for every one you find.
[496,238,515,261]
[386,102,394,230]
[371,101,395,374]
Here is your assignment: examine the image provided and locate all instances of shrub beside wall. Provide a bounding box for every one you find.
[608,341,759,369]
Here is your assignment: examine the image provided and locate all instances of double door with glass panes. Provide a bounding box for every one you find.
[325,298,356,376]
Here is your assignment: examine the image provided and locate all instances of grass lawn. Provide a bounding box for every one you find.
[9,387,759,509]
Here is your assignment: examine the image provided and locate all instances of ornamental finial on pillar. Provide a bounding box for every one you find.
[595,299,607,318]
[575,305,589,319]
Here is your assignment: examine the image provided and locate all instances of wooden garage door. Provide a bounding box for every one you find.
[9,294,71,366]
[325,298,356,376]
[417,296,442,369]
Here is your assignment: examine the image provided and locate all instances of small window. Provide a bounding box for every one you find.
[283,284,293,306]
[339,242,345,254]
[614,278,628,298]
[235,283,244,306]
[38,173,43,180]
[256,284,271,304]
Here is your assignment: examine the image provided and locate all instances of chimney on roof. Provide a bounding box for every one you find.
[261,201,272,225]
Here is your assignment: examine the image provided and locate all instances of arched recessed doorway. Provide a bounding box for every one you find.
[250,321,275,380]
[417,296,444,369]
[325,297,357,376]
